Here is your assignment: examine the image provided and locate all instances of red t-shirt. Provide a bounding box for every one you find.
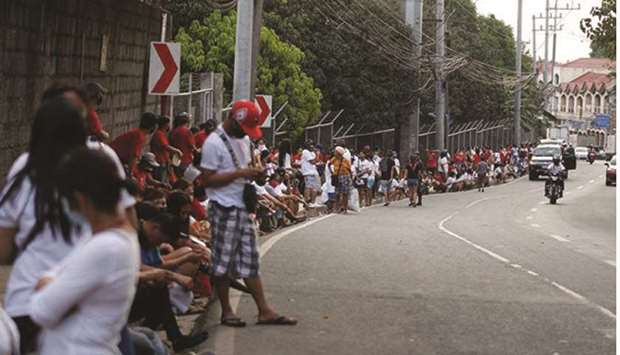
[87,109,104,137]
[191,198,207,221]
[151,128,170,165]
[170,126,195,166]
[194,131,209,150]
[426,151,438,169]
[134,168,150,192]
[473,153,481,165]
[454,152,465,164]
[110,128,146,168]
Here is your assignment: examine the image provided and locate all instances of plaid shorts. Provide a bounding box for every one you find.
[207,202,260,279]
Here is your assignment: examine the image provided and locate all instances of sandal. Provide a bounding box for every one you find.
[256,315,298,326]
[221,316,247,328]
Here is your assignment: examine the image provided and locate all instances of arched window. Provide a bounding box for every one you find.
[560,95,567,112]
[568,96,575,113]
[594,95,602,113]
[585,94,593,112]
[554,74,560,85]
[553,96,559,112]
[577,96,583,117]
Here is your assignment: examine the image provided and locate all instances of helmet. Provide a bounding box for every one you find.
[229,100,262,139]
[552,155,561,164]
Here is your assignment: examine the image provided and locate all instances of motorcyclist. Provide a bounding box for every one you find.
[545,155,565,197]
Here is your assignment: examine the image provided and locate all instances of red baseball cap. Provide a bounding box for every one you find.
[229,100,263,140]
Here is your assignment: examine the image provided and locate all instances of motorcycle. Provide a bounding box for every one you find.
[587,151,596,165]
[546,172,563,205]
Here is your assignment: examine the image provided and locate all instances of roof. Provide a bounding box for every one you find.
[558,71,614,93]
[559,58,615,69]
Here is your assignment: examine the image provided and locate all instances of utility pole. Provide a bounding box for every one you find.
[402,0,423,158]
[514,0,523,145]
[435,0,445,150]
[550,1,580,83]
[543,0,550,85]
[532,15,537,75]
[233,1,263,101]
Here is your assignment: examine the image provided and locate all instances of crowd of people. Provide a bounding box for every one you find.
[0,80,535,355]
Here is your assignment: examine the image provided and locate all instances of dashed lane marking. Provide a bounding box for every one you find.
[439,213,616,321]
[530,208,538,212]
[526,216,533,220]
[531,223,541,228]
[548,234,569,242]
[538,201,546,205]
[589,179,595,184]
[604,260,616,267]
[577,185,584,190]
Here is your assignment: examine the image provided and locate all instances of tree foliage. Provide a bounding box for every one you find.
[175,11,322,139]
[581,0,616,59]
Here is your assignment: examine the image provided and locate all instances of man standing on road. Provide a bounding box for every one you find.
[378,150,396,206]
[201,100,297,328]
[301,140,322,207]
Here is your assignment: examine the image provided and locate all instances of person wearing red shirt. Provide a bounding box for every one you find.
[80,81,110,142]
[151,116,182,182]
[169,112,198,175]
[134,152,169,193]
[110,112,158,175]
[194,119,216,152]
[426,149,438,172]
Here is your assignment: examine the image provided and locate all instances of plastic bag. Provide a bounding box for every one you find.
[348,189,361,212]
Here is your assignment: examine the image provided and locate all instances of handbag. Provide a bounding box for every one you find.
[217,130,258,214]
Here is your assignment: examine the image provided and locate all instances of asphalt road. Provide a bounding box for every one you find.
[200,161,616,355]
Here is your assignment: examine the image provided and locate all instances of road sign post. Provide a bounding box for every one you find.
[148,42,181,95]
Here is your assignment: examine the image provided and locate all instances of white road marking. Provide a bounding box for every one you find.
[565,191,571,195]
[530,223,541,228]
[599,175,604,178]
[439,214,616,320]
[577,185,584,190]
[259,214,335,257]
[538,201,546,205]
[604,260,616,267]
[530,208,538,212]
[526,216,533,220]
[466,198,491,208]
[548,234,569,242]
[589,179,595,184]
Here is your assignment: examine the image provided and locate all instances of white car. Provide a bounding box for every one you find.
[575,147,589,160]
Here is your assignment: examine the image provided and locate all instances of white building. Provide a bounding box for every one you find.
[537,58,615,129]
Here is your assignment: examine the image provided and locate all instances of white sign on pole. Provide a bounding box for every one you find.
[256,95,273,128]
[148,42,181,95]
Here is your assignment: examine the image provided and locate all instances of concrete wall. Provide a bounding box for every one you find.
[0,0,162,177]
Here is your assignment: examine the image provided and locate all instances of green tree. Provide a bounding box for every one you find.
[175,11,322,138]
[581,0,616,59]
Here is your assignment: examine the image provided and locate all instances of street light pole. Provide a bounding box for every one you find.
[233,0,262,101]
[402,0,424,157]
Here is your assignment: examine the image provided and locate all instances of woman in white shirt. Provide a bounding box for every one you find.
[0,94,135,353]
[30,147,140,355]
[278,139,293,170]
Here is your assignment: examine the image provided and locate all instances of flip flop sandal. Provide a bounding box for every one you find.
[221,317,247,328]
[256,316,298,326]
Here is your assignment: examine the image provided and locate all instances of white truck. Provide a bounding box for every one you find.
[547,126,569,143]
[605,135,616,159]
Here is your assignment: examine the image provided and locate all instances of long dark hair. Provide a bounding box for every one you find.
[278,139,292,167]
[0,97,87,246]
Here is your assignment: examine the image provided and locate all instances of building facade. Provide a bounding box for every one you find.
[537,58,615,130]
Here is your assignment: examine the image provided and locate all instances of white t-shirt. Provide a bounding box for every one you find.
[300,149,318,176]
[0,143,135,318]
[282,153,292,170]
[253,182,268,196]
[0,307,19,355]
[200,128,251,209]
[30,228,140,355]
[343,149,352,162]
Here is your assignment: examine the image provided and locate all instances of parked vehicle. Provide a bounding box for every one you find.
[574,147,588,160]
[606,156,616,186]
